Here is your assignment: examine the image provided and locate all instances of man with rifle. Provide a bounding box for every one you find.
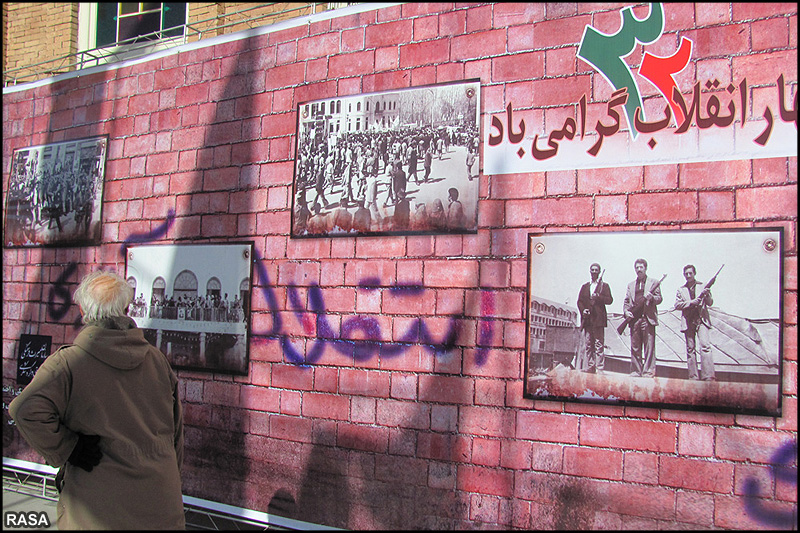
[675,264,722,381]
[621,258,664,377]
[577,263,613,374]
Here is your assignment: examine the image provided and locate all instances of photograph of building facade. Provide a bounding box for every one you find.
[2,2,797,530]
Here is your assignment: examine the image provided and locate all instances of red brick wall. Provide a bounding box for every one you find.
[2,3,797,529]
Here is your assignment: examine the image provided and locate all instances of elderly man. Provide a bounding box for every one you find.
[10,270,185,529]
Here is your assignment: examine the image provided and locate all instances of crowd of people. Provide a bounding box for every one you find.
[128,293,246,324]
[293,122,479,236]
[6,153,98,242]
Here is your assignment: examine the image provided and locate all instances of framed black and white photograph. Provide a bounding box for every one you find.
[3,136,107,247]
[124,242,254,375]
[291,79,481,238]
[524,228,783,416]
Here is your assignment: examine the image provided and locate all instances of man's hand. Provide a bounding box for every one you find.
[68,433,102,472]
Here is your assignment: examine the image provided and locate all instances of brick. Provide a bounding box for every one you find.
[176,82,210,107]
[418,375,474,405]
[623,451,658,484]
[492,52,544,82]
[153,67,185,90]
[399,39,450,68]
[527,197,594,225]
[716,427,795,463]
[678,423,715,457]
[714,493,797,529]
[302,392,350,420]
[423,260,479,288]
[752,18,790,50]
[533,15,592,48]
[508,25,535,53]
[660,456,734,492]
[516,411,579,444]
[265,62,305,91]
[339,368,390,397]
[737,185,798,219]
[680,160,751,188]
[732,3,798,21]
[603,481,676,520]
[676,491,715,526]
[460,406,515,438]
[270,414,313,442]
[271,364,314,391]
[457,465,514,498]
[629,191,698,222]
[452,29,507,61]
[365,19,413,49]
[493,3,545,26]
[730,50,797,86]
[328,50,375,78]
[563,447,623,480]
[698,190,735,220]
[376,398,429,429]
[204,381,240,406]
[337,423,389,453]
[608,419,676,452]
[375,453,427,485]
[417,432,471,462]
[578,165,643,194]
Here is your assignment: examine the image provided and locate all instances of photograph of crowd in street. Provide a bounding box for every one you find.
[125,242,253,375]
[3,136,107,247]
[524,229,783,416]
[291,79,480,237]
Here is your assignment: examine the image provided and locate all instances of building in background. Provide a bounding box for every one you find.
[3,2,352,86]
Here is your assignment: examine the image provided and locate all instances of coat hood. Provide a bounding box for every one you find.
[73,316,150,370]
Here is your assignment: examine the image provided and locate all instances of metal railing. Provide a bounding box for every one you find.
[3,3,350,87]
[3,457,342,530]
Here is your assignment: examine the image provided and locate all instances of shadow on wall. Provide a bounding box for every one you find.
[273,398,470,528]
[173,34,271,515]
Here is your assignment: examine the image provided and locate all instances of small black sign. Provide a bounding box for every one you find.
[17,334,52,386]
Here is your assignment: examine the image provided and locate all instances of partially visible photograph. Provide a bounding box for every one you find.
[4,136,107,247]
[291,79,481,238]
[524,229,783,416]
[125,242,254,375]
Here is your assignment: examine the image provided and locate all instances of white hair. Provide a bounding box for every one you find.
[74,270,133,323]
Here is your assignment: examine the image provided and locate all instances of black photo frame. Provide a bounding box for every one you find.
[291,79,481,238]
[124,242,254,375]
[4,135,108,248]
[523,228,783,416]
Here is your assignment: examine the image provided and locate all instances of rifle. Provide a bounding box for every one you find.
[591,269,606,301]
[617,273,667,335]
[698,264,724,304]
[581,269,605,329]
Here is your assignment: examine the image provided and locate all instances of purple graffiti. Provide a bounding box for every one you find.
[475,291,495,365]
[743,440,797,529]
[278,282,460,366]
[248,248,471,367]
[47,262,78,320]
[119,208,176,256]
